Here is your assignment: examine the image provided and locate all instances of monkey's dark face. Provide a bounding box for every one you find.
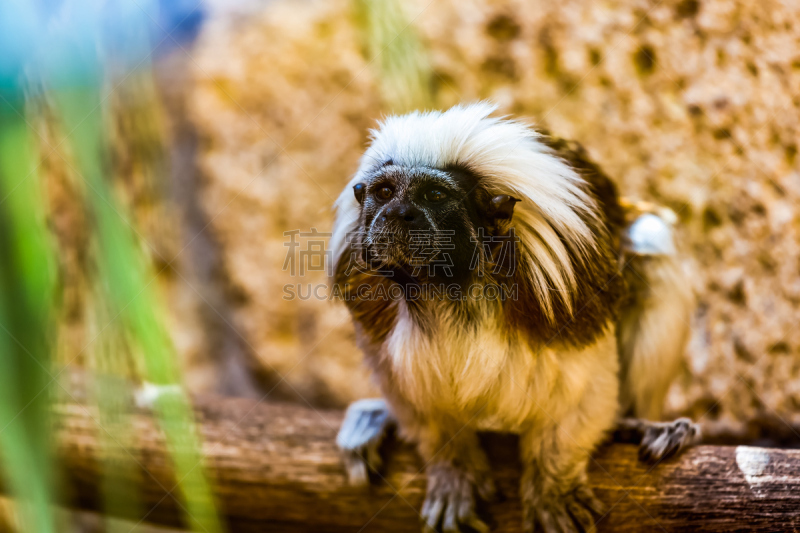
[353,163,519,285]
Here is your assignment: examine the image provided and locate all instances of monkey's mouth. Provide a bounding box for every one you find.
[362,241,422,270]
[361,227,445,279]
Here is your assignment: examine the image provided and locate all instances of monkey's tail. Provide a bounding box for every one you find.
[616,203,695,421]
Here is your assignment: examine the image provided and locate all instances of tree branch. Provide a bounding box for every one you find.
[48,395,800,532]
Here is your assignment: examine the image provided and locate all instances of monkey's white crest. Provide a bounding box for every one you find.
[332,102,602,321]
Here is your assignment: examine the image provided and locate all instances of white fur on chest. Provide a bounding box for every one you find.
[383,301,619,433]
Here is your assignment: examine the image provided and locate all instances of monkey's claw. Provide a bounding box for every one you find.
[639,417,700,463]
[421,463,492,533]
[523,484,604,533]
[336,398,394,485]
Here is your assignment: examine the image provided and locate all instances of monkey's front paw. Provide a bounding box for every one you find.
[336,399,394,485]
[523,484,604,533]
[421,463,493,533]
[639,417,700,463]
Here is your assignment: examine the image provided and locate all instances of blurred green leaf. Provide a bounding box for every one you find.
[0,91,57,533]
[353,0,434,112]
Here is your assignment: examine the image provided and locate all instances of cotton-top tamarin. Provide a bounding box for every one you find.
[331,103,698,533]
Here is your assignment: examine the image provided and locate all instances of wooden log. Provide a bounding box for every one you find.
[49,396,800,532]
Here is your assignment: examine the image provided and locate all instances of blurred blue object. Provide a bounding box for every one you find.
[0,3,38,89]
[155,0,206,49]
[0,0,206,92]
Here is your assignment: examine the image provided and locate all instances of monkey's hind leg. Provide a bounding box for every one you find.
[336,398,395,485]
[618,211,695,422]
[615,417,701,463]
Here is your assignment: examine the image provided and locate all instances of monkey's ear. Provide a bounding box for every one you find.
[479,194,521,236]
[486,194,521,220]
[353,183,366,204]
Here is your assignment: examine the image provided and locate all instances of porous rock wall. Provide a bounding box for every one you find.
[189,0,800,427]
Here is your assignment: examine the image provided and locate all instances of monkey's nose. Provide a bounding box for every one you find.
[384,205,416,223]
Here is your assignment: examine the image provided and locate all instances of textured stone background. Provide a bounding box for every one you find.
[187,0,800,429]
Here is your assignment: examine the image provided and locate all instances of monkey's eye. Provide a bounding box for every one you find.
[375,186,394,201]
[423,188,447,203]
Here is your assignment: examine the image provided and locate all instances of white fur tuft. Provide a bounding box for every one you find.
[627,213,676,256]
[331,102,600,321]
